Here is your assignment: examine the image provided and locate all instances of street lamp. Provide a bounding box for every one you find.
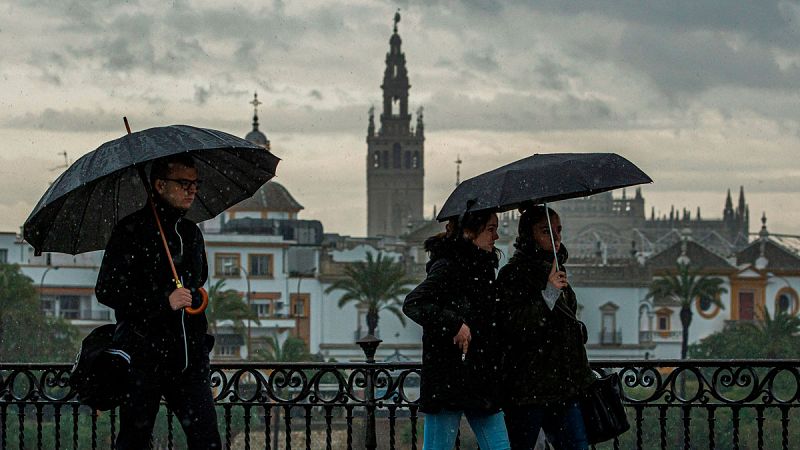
[224,261,252,360]
[40,266,60,316]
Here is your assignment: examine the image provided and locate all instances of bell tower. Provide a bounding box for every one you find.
[367,11,425,236]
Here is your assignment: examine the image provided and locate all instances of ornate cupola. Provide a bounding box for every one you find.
[244,92,271,151]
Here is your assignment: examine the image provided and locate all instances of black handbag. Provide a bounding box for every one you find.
[69,324,131,411]
[580,372,631,444]
[554,302,630,444]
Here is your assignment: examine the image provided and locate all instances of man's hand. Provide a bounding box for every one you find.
[168,288,193,311]
[548,258,568,289]
[453,323,471,355]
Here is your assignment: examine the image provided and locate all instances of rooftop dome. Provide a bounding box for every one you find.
[230,182,303,213]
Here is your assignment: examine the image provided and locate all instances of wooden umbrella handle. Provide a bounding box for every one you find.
[185,287,208,315]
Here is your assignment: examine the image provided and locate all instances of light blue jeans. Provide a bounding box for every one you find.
[422,409,511,450]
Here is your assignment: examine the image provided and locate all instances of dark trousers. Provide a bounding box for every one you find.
[504,402,588,450]
[116,364,221,450]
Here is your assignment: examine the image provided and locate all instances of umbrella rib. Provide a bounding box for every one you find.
[72,182,98,254]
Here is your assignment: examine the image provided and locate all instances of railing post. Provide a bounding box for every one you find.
[357,334,382,450]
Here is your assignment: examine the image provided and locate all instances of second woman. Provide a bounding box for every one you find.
[403,211,510,450]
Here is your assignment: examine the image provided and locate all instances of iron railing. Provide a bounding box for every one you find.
[1,358,799,449]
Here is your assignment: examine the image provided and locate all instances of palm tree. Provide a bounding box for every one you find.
[253,334,315,450]
[254,335,312,362]
[647,263,727,360]
[747,306,800,358]
[324,252,414,338]
[205,279,259,338]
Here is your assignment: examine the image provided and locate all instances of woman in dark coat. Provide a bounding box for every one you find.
[497,206,594,450]
[403,211,510,450]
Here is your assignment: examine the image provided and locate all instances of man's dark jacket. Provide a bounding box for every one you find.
[403,236,502,413]
[497,242,594,406]
[95,198,211,375]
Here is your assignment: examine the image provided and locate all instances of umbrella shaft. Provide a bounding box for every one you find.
[544,203,559,271]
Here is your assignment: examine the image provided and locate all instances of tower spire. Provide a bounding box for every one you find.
[245,91,270,150]
[250,92,262,131]
[455,154,463,186]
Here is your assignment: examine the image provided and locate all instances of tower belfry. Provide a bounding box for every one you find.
[366,11,425,237]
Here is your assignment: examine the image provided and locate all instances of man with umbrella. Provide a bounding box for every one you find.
[95,153,221,449]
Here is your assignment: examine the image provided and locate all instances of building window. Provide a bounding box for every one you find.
[696,294,721,319]
[216,345,240,357]
[253,302,271,318]
[372,151,380,168]
[412,151,419,169]
[0,249,7,264]
[775,288,799,316]
[41,295,56,317]
[393,143,402,169]
[249,254,273,277]
[291,294,309,318]
[214,253,240,277]
[655,308,672,336]
[59,295,80,319]
[599,302,619,344]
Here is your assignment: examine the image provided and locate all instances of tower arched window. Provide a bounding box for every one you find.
[412,151,419,169]
[393,143,402,169]
[373,151,380,168]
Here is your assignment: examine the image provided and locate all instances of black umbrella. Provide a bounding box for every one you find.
[436,152,652,267]
[24,124,280,256]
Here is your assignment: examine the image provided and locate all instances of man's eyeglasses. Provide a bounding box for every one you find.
[162,178,203,191]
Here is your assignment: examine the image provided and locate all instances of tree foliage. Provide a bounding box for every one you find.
[690,306,800,359]
[0,263,78,362]
[254,335,315,362]
[204,279,259,338]
[324,252,414,337]
[647,263,727,359]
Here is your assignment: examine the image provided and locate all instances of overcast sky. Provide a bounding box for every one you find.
[1,0,799,237]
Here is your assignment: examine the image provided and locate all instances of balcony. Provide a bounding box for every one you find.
[2,359,799,449]
[599,329,623,345]
[640,330,683,343]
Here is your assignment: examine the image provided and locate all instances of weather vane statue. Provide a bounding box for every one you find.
[394,9,401,33]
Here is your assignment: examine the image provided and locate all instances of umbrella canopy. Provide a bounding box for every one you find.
[436,153,652,221]
[24,125,280,255]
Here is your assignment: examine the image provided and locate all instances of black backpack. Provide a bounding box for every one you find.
[69,324,131,411]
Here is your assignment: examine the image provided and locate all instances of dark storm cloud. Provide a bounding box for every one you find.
[616,24,800,96]
[462,47,499,72]
[404,0,800,98]
[534,56,570,91]
[4,108,124,132]
[526,0,800,50]
[194,86,210,105]
[425,91,618,132]
[191,84,250,106]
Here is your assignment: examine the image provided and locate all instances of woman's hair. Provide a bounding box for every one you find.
[444,210,496,241]
[515,205,558,249]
